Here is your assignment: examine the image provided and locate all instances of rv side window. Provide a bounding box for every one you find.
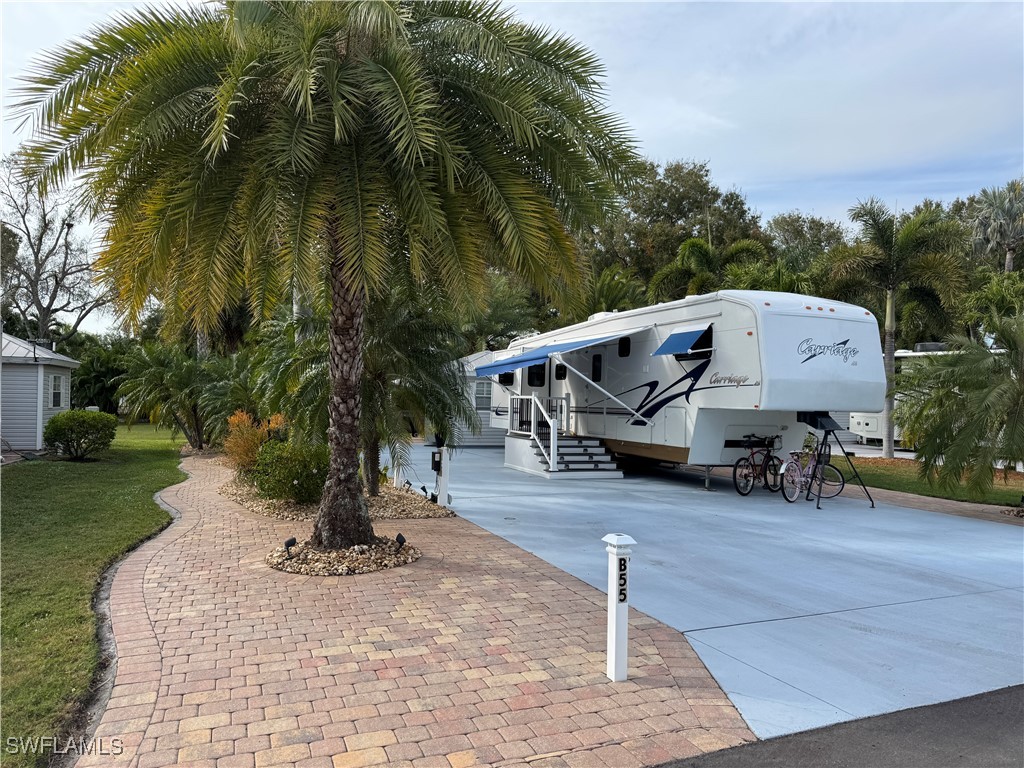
[474,381,491,410]
[555,364,567,381]
[498,371,514,386]
[527,363,546,388]
[592,354,602,383]
[618,337,630,357]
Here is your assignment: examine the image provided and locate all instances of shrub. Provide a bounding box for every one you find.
[43,410,118,460]
[223,411,287,473]
[251,441,328,503]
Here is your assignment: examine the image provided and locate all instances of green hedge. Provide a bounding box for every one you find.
[250,441,329,503]
[43,410,118,460]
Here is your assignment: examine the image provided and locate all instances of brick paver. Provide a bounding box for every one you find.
[77,456,753,767]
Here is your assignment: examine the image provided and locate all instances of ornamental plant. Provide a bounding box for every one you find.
[43,410,118,460]
[223,410,287,473]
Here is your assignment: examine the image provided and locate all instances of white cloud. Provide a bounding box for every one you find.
[3,0,1021,225]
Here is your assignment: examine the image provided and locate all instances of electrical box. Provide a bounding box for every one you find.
[431,450,442,474]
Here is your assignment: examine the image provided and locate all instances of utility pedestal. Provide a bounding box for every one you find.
[602,533,636,682]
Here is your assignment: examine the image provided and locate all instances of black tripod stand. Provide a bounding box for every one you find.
[800,412,875,510]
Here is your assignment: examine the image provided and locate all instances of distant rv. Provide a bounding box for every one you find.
[848,345,948,446]
[476,290,886,473]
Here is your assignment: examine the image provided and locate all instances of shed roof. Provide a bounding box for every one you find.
[1,333,80,368]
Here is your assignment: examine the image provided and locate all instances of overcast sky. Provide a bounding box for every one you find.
[1,1,1022,330]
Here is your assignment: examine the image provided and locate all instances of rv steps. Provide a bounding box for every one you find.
[532,436,623,477]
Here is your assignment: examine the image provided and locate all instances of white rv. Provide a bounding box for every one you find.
[476,290,886,475]
[848,347,947,446]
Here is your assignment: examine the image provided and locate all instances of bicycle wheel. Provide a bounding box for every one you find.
[781,462,802,502]
[811,463,845,498]
[733,457,755,496]
[762,454,783,492]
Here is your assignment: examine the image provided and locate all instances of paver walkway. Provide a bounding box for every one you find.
[78,456,753,768]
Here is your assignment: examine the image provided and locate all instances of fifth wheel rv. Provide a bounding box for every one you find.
[476,290,886,476]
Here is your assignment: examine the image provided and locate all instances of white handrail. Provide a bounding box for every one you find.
[509,394,559,472]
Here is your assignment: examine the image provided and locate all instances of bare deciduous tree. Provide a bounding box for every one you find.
[1,156,109,342]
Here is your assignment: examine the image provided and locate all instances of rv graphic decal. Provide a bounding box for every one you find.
[798,338,859,364]
[596,359,758,425]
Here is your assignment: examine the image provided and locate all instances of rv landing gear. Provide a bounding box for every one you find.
[703,465,716,492]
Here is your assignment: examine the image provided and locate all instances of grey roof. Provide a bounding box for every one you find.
[1,333,80,368]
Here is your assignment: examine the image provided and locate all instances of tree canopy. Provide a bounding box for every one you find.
[16,0,640,548]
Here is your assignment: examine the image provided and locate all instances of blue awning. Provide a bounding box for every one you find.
[652,325,713,356]
[475,332,629,377]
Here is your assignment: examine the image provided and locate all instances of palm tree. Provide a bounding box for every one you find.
[117,344,211,450]
[721,258,811,294]
[647,238,767,302]
[831,200,966,458]
[200,349,262,443]
[573,265,646,321]
[895,315,1024,499]
[972,180,1024,273]
[458,270,536,354]
[361,278,477,495]
[17,0,638,549]
[255,280,476,497]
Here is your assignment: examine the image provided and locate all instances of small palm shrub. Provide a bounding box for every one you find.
[43,410,118,460]
[251,441,328,504]
[223,411,287,473]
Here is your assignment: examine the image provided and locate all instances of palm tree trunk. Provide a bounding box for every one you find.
[1006,246,1015,274]
[311,256,375,549]
[365,434,381,497]
[882,288,897,459]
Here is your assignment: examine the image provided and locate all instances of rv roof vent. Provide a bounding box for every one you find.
[913,342,948,353]
[587,311,618,321]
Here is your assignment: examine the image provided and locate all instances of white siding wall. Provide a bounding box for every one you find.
[1,364,41,450]
[454,378,506,447]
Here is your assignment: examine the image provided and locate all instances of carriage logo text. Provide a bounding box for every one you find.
[797,338,859,364]
[709,372,750,387]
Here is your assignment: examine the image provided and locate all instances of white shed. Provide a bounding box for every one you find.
[1,333,81,451]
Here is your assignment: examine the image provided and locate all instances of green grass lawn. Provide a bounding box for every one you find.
[1,425,185,768]
[849,457,1024,508]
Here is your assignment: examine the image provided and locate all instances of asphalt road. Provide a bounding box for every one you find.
[661,685,1024,768]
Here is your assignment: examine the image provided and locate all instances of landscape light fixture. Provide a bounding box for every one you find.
[395,533,406,550]
[284,537,297,558]
[402,480,412,491]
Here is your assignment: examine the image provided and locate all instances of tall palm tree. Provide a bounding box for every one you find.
[895,315,1024,499]
[972,180,1024,273]
[16,0,638,548]
[647,237,767,302]
[832,200,966,458]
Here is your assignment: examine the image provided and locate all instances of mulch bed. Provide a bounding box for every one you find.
[220,478,456,521]
[265,537,422,576]
[218,473,451,574]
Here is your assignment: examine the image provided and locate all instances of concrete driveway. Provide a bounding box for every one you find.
[403,446,1024,739]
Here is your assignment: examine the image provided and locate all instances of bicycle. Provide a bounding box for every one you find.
[780,434,846,503]
[732,434,783,495]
